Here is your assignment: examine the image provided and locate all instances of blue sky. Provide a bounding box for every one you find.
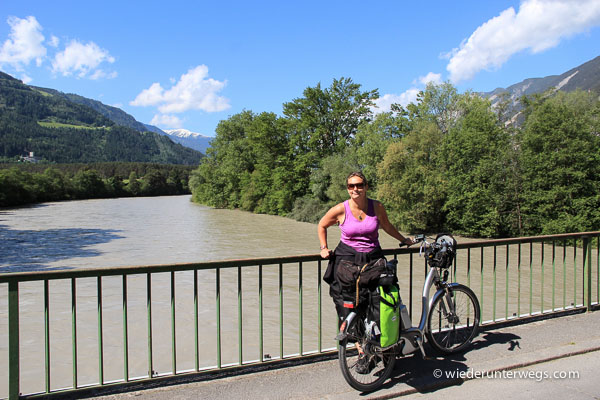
[1,0,600,137]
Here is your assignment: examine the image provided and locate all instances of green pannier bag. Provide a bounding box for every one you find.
[368,284,400,348]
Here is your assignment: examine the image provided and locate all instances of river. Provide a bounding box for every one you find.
[0,195,328,272]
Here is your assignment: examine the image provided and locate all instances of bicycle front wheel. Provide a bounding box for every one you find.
[338,319,396,392]
[426,284,480,354]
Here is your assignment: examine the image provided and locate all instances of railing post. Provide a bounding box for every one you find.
[8,280,20,400]
[583,236,592,311]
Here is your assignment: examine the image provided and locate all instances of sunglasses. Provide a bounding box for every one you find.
[347,182,365,190]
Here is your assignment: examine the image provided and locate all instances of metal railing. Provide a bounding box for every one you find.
[0,231,598,399]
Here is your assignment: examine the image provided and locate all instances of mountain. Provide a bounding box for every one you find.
[30,87,167,135]
[483,55,600,118]
[164,129,213,153]
[34,87,213,154]
[0,72,203,164]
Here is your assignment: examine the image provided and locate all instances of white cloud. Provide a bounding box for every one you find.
[49,35,59,48]
[0,16,46,69]
[52,39,115,78]
[89,69,118,80]
[130,65,230,113]
[417,72,442,86]
[373,71,442,114]
[447,0,600,83]
[373,91,419,113]
[150,114,184,129]
[20,74,32,84]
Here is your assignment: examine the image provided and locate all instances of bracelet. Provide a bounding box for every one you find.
[320,245,328,250]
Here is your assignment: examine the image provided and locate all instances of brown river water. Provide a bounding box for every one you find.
[0,195,596,395]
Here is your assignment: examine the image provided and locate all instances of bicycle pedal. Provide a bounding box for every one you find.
[335,332,347,341]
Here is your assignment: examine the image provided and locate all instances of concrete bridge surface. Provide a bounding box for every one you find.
[88,311,600,400]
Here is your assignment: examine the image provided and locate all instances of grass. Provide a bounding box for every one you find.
[37,121,110,130]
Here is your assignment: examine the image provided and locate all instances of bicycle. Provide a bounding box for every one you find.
[336,234,481,392]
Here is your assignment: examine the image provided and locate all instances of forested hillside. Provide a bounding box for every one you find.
[190,78,600,238]
[0,72,202,164]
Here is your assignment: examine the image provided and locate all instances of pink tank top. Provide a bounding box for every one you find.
[340,199,380,252]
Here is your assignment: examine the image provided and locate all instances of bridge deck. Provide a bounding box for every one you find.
[85,310,600,399]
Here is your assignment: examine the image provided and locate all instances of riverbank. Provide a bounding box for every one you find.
[0,163,194,207]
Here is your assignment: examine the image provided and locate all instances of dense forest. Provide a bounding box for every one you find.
[190,78,600,238]
[0,163,194,207]
[0,71,203,164]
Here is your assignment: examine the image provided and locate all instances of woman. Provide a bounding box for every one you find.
[319,171,414,318]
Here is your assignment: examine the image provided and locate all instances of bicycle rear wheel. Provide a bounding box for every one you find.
[426,284,480,354]
[338,318,396,392]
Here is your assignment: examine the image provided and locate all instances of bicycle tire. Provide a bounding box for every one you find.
[338,318,396,392]
[426,284,480,354]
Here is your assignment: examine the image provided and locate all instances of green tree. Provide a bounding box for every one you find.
[519,90,600,234]
[126,171,141,195]
[352,112,406,188]
[377,121,446,232]
[283,77,379,164]
[72,170,107,198]
[441,93,513,237]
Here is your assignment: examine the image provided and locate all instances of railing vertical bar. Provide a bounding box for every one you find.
[194,269,199,372]
[259,264,263,362]
[573,241,577,306]
[518,243,521,317]
[8,280,20,400]
[171,271,176,374]
[122,275,129,382]
[563,241,567,309]
[480,247,484,318]
[238,266,243,365]
[97,276,104,385]
[466,248,472,319]
[493,246,497,321]
[453,252,457,283]
[552,241,556,311]
[505,245,509,319]
[279,263,284,360]
[409,252,413,318]
[44,279,50,393]
[71,278,78,389]
[541,242,545,313]
[318,259,322,353]
[146,273,153,378]
[216,268,221,369]
[584,236,592,310]
[298,261,303,356]
[529,242,533,315]
[467,248,471,293]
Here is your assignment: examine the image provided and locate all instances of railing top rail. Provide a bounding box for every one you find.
[1,231,598,283]
[455,231,600,249]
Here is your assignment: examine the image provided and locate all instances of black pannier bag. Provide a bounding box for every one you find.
[335,257,394,308]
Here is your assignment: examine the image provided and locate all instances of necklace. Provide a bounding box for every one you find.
[358,210,364,220]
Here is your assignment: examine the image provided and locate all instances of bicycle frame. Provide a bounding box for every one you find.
[398,264,459,356]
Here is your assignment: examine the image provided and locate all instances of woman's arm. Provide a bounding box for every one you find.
[374,201,414,246]
[317,203,344,258]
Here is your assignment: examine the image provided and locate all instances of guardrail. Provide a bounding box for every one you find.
[1,231,598,399]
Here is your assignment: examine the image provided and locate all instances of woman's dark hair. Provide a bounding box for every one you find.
[346,171,368,186]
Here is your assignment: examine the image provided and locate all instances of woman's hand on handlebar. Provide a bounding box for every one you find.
[400,237,418,247]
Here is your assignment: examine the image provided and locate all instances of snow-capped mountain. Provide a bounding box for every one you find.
[164,129,213,154]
